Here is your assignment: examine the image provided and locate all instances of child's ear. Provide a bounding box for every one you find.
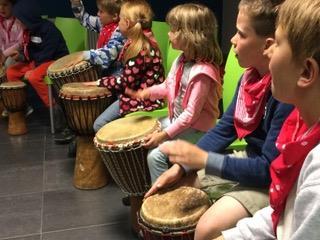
[297,58,319,88]
[112,13,119,22]
[264,38,275,50]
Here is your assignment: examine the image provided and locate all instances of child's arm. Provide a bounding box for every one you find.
[70,0,102,32]
[165,75,213,138]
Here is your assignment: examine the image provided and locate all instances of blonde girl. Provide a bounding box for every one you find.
[126,3,223,183]
[92,0,165,132]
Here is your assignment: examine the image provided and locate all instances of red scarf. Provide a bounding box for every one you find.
[174,54,186,99]
[0,16,16,42]
[270,108,320,235]
[234,68,271,139]
[22,30,30,61]
[96,22,117,49]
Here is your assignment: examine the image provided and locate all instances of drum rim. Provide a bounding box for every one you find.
[0,81,26,89]
[59,83,112,99]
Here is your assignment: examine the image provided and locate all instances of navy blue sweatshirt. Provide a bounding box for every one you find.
[13,0,68,66]
[197,76,294,187]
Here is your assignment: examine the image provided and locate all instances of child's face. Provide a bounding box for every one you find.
[0,0,12,19]
[268,26,301,104]
[231,8,268,69]
[118,10,130,36]
[97,5,118,26]
[168,30,183,51]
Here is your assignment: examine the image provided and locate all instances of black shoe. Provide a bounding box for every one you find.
[68,139,77,158]
[54,128,75,144]
[122,196,131,206]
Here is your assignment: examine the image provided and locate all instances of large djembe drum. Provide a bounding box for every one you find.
[48,52,99,94]
[0,81,27,135]
[94,115,161,232]
[139,186,211,240]
[0,66,6,114]
[59,82,113,189]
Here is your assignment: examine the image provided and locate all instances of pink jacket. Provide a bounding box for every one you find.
[148,55,222,138]
[0,16,23,57]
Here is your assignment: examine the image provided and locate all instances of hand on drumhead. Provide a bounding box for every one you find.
[213,236,224,240]
[144,163,185,199]
[125,87,150,101]
[143,131,168,148]
[159,140,208,170]
[9,50,19,61]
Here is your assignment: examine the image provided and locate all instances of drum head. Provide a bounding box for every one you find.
[47,51,90,74]
[60,82,111,99]
[95,115,160,149]
[0,81,26,89]
[140,186,210,230]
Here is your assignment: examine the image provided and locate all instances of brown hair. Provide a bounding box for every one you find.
[121,0,154,62]
[239,0,283,37]
[166,3,223,65]
[278,0,320,65]
[96,0,123,16]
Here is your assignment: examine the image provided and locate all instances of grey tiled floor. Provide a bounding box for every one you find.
[0,108,138,240]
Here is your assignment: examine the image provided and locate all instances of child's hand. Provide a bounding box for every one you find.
[70,0,81,5]
[0,51,5,65]
[159,140,208,170]
[24,70,32,80]
[9,50,20,61]
[125,88,150,101]
[143,131,169,148]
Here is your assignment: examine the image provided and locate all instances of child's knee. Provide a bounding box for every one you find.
[147,148,165,167]
[195,215,219,240]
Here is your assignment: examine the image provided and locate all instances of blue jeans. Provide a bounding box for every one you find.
[147,117,204,183]
[93,100,120,132]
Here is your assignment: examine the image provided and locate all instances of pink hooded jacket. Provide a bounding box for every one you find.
[148,55,222,138]
[0,16,23,57]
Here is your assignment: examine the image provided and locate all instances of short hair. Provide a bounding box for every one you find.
[239,0,284,37]
[166,3,223,65]
[278,0,320,65]
[96,0,123,16]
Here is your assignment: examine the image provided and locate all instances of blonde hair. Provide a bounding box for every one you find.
[121,0,154,62]
[166,3,222,65]
[278,0,320,65]
[96,0,123,16]
[239,0,283,37]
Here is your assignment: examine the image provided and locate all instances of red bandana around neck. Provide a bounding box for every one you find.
[174,54,186,99]
[234,67,271,139]
[0,16,16,42]
[96,22,117,49]
[269,108,320,235]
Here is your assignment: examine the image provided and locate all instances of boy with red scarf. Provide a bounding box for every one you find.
[0,0,23,68]
[6,0,68,108]
[70,0,125,76]
[144,0,293,239]
[216,0,320,239]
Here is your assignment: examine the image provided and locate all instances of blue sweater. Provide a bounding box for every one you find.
[197,77,293,187]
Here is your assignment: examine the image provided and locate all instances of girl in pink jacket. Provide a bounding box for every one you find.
[0,0,23,67]
[126,3,223,183]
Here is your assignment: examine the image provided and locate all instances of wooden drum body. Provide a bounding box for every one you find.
[47,52,99,94]
[59,82,113,189]
[139,186,211,240]
[94,115,160,232]
[0,81,27,135]
[0,66,6,114]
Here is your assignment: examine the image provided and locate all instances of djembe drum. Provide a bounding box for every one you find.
[0,81,27,135]
[139,186,211,240]
[0,66,6,114]
[59,82,113,189]
[47,51,99,94]
[94,115,161,233]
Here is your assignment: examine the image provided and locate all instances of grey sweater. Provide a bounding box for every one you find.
[222,143,320,240]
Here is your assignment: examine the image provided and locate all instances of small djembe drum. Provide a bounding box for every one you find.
[139,186,211,240]
[59,82,113,189]
[47,51,99,94]
[0,66,6,114]
[94,115,161,233]
[0,81,27,135]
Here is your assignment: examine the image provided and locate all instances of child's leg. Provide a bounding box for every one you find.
[93,100,120,132]
[194,188,269,240]
[6,62,33,81]
[147,147,169,183]
[26,61,53,107]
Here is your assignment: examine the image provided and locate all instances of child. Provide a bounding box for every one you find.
[69,0,125,76]
[88,0,165,132]
[219,0,320,239]
[6,0,68,109]
[145,0,294,239]
[126,3,223,184]
[0,0,23,68]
